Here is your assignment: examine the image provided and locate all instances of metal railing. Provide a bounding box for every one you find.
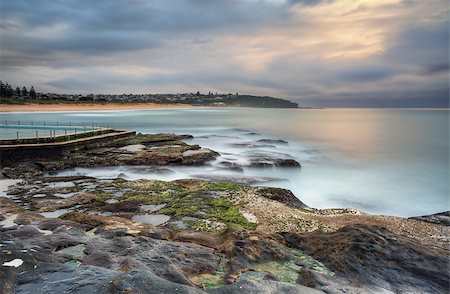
[1,120,115,128]
[0,121,117,141]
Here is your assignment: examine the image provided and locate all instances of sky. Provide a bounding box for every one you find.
[0,0,448,107]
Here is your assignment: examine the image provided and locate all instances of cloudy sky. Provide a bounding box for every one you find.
[1,0,448,107]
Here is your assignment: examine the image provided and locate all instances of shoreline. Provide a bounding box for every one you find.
[1,131,449,293]
[0,102,197,112]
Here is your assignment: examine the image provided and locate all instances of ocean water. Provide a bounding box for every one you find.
[1,108,448,217]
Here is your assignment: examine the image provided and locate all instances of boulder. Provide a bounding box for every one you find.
[257,187,308,209]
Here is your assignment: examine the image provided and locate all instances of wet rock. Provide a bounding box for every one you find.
[116,172,129,179]
[257,139,289,144]
[211,279,322,294]
[231,143,276,148]
[410,211,450,226]
[102,200,142,213]
[126,166,175,175]
[181,149,219,165]
[193,175,285,185]
[247,158,301,168]
[1,167,14,177]
[225,237,291,283]
[1,133,218,179]
[1,164,44,178]
[274,159,301,167]
[257,187,308,209]
[217,161,244,172]
[107,269,206,293]
[281,224,450,293]
[2,177,449,293]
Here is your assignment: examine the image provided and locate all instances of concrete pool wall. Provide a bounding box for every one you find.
[0,129,136,163]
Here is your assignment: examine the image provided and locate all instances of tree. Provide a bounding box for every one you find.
[22,86,28,96]
[5,83,13,97]
[0,81,4,97]
[0,82,14,98]
[16,87,21,96]
[29,86,36,99]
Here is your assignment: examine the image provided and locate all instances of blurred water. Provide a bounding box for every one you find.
[1,108,448,217]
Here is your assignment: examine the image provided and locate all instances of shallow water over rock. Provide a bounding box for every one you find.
[132,214,171,226]
[40,208,73,218]
[119,144,146,152]
[140,204,166,212]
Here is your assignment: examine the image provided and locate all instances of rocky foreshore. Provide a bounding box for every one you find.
[1,134,220,178]
[1,133,449,293]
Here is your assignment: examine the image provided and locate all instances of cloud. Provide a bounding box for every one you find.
[0,0,448,107]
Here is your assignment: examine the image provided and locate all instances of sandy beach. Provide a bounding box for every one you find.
[0,102,196,112]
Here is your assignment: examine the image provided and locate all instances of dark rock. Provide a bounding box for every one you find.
[218,161,244,172]
[1,164,43,178]
[60,212,111,229]
[248,159,275,167]
[224,236,292,283]
[16,265,202,294]
[410,211,450,226]
[247,158,301,168]
[231,143,276,148]
[211,279,321,294]
[257,187,308,209]
[117,172,129,179]
[281,224,450,293]
[102,200,142,213]
[82,251,114,268]
[257,139,289,144]
[107,269,205,293]
[181,149,219,165]
[193,175,285,185]
[274,159,301,167]
[1,167,14,177]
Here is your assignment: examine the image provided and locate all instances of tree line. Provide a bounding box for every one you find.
[0,81,36,98]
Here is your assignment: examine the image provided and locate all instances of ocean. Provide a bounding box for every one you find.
[1,108,448,217]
